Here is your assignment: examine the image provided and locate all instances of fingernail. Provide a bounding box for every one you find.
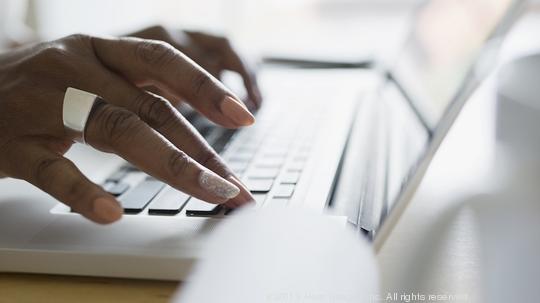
[220,96,255,126]
[199,170,240,199]
[94,198,123,222]
[227,175,255,204]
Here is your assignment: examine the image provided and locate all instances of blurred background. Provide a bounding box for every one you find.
[0,0,422,62]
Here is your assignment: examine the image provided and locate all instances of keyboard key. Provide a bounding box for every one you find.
[106,170,128,182]
[227,161,250,175]
[280,172,301,184]
[121,172,148,187]
[273,184,295,198]
[148,188,190,215]
[232,168,246,176]
[185,198,221,216]
[263,144,289,151]
[245,179,274,193]
[295,150,311,159]
[247,168,280,179]
[286,162,305,172]
[119,180,165,214]
[120,164,141,172]
[226,153,253,162]
[293,155,309,162]
[103,182,130,197]
[236,146,258,153]
[298,145,312,153]
[253,157,284,168]
[263,151,288,158]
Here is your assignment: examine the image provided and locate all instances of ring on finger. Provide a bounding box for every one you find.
[62,87,105,144]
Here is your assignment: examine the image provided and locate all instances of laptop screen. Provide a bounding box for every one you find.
[391,0,515,129]
[363,0,522,238]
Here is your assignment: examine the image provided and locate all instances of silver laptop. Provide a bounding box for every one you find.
[0,0,524,280]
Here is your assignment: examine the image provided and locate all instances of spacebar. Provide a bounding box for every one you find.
[119,179,165,214]
[148,187,190,215]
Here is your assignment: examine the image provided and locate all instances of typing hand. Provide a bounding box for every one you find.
[0,34,255,224]
[128,26,262,111]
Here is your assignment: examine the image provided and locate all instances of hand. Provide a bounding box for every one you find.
[129,26,262,111]
[0,34,255,224]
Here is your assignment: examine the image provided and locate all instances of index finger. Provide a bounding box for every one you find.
[90,37,255,129]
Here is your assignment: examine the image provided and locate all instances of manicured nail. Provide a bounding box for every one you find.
[227,175,255,204]
[199,170,240,199]
[94,198,123,222]
[220,96,255,126]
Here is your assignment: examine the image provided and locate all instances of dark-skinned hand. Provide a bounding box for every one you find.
[0,33,256,224]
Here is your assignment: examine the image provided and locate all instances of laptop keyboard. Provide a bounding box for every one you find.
[99,100,325,217]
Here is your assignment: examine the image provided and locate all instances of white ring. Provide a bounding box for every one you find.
[62,87,99,144]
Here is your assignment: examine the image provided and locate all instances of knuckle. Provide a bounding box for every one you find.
[33,158,60,184]
[96,105,141,144]
[147,25,167,36]
[167,150,192,179]
[33,43,69,66]
[24,35,92,78]
[190,71,212,97]
[198,152,228,175]
[64,33,91,43]
[33,157,64,185]
[135,40,176,66]
[134,93,176,129]
[63,178,86,203]
[197,149,219,167]
[217,37,231,47]
[63,34,94,57]
[39,33,90,61]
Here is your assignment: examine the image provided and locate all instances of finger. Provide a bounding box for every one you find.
[2,140,122,224]
[143,85,183,107]
[76,67,255,206]
[84,102,240,204]
[222,175,254,209]
[223,50,263,110]
[90,36,255,129]
[182,31,262,109]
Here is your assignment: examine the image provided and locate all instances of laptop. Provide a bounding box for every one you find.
[0,0,524,280]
